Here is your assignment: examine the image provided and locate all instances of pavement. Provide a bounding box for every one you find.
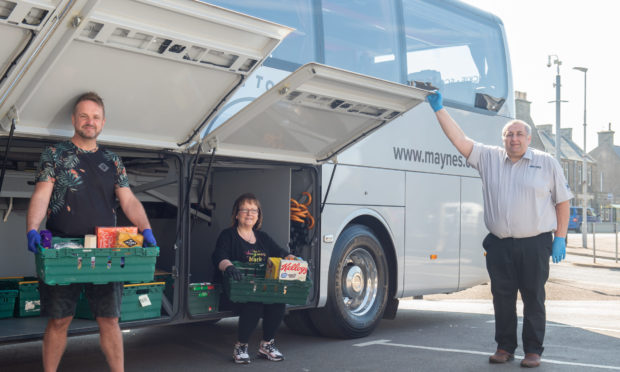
[566,232,620,267]
[425,232,620,302]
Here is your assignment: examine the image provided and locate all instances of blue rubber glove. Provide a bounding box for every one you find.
[426,91,444,112]
[551,236,566,263]
[142,229,157,247]
[27,229,40,254]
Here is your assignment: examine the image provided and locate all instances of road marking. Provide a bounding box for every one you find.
[484,320,620,334]
[354,339,620,370]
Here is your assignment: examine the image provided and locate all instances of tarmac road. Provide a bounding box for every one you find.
[1,232,618,371]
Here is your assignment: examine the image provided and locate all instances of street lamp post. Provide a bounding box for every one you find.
[574,66,588,248]
[547,55,563,164]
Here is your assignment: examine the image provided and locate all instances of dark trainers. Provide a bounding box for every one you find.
[233,343,250,364]
[258,339,284,361]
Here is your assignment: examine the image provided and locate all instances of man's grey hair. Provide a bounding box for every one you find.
[502,119,531,137]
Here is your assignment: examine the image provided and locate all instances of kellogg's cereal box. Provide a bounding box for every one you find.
[277,259,308,281]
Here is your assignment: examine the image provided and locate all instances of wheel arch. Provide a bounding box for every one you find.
[345,215,398,303]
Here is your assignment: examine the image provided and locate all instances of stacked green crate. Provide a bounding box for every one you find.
[76,282,165,321]
[0,277,20,319]
[16,279,40,317]
[188,283,220,315]
[223,262,311,305]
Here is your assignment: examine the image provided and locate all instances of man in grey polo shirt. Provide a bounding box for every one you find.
[427,91,572,368]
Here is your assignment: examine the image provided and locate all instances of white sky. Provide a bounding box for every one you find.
[462,0,619,152]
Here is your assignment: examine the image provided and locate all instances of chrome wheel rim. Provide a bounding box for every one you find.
[340,247,378,317]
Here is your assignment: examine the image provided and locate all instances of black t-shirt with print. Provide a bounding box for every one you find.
[35,141,129,237]
[212,227,290,266]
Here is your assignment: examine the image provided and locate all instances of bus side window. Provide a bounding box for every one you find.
[206,0,316,67]
[402,0,508,109]
[321,0,400,83]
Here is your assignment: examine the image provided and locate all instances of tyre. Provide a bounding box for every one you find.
[283,309,320,336]
[309,224,388,338]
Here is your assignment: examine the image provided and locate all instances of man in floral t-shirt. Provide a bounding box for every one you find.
[26,92,157,372]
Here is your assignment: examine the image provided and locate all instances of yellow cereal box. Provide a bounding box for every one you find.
[265,257,281,279]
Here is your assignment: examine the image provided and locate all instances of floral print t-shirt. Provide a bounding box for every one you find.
[35,141,129,236]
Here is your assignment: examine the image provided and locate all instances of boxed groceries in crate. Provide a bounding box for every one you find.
[36,234,159,285]
[76,281,165,321]
[188,282,220,315]
[223,261,311,305]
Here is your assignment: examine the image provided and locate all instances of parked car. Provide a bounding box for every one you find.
[569,207,599,233]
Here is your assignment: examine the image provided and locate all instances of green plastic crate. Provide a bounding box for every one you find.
[35,246,159,285]
[188,283,220,315]
[0,277,22,318]
[154,271,174,302]
[16,280,41,317]
[223,262,311,305]
[76,282,165,322]
[0,290,18,319]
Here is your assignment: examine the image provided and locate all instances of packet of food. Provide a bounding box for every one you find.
[265,257,282,279]
[115,232,144,248]
[96,226,138,248]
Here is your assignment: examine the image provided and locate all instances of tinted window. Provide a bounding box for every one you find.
[205,0,316,65]
[322,0,400,82]
[402,0,508,108]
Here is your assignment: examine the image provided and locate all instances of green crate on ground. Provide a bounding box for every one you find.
[223,262,311,305]
[188,283,220,315]
[76,282,165,322]
[0,290,18,319]
[0,277,22,318]
[36,246,160,285]
[16,279,41,317]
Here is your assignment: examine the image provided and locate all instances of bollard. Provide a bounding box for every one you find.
[614,222,618,263]
[592,223,596,264]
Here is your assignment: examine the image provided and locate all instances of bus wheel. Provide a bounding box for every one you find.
[284,309,320,336]
[310,224,388,338]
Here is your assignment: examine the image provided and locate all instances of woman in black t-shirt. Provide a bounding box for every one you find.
[212,193,295,364]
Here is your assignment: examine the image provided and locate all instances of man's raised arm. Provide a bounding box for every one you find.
[427,91,475,159]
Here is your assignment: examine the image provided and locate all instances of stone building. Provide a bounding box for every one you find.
[514,91,545,151]
[588,124,620,221]
[536,125,596,202]
[514,91,596,207]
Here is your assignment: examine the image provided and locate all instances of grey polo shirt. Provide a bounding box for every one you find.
[467,143,573,239]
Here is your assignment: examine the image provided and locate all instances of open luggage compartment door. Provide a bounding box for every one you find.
[0,0,292,150]
[202,63,431,164]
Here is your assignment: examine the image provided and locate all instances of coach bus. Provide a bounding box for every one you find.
[0,0,512,342]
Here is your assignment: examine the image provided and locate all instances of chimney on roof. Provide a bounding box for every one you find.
[597,124,615,147]
[559,128,572,140]
[537,124,553,134]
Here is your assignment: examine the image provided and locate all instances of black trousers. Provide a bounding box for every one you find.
[235,302,286,344]
[482,232,552,355]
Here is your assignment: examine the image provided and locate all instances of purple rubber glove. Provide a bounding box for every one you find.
[142,229,157,247]
[27,229,40,254]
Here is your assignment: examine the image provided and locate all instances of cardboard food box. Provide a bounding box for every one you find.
[265,257,282,279]
[96,226,138,248]
[266,258,308,281]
